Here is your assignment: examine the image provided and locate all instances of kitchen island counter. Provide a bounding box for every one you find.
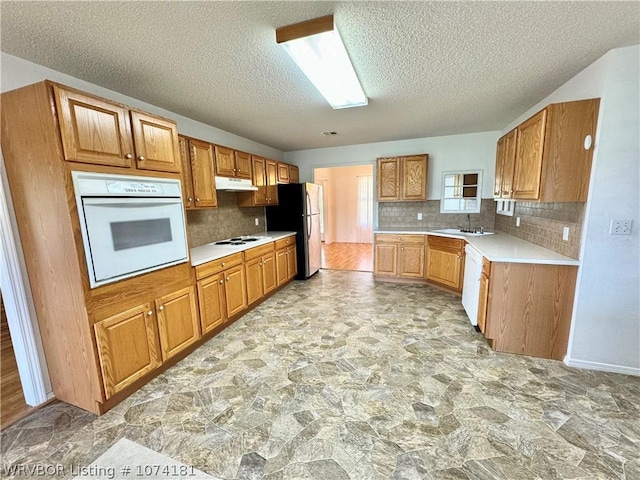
[190,231,296,266]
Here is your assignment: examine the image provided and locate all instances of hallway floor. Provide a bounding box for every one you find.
[321,242,373,272]
[1,271,639,479]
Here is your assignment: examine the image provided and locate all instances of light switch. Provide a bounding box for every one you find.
[516,217,521,227]
[610,219,632,235]
[562,226,570,241]
[255,218,260,226]
[417,213,423,220]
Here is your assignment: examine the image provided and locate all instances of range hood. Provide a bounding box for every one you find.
[214,176,258,191]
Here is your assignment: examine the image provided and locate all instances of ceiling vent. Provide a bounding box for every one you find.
[322,131,338,136]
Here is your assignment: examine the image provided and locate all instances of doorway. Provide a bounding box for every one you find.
[314,165,374,272]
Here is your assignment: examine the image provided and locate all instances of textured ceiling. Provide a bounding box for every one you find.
[1,1,638,152]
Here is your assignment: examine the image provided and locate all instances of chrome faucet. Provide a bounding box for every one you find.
[466,214,471,233]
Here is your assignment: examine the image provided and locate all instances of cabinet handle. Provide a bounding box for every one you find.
[147,310,153,316]
[125,153,133,159]
[138,155,145,161]
[187,197,193,202]
[219,279,224,284]
[226,276,230,282]
[195,197,200,202]
[221,262,225,267]
[259,262,263,266]
[234,168,237,172]
[158,305,164,311]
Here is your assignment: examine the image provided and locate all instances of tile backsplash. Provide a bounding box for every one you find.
[494,202,584,259]
[378,199,496,231]
[186,192,265,247]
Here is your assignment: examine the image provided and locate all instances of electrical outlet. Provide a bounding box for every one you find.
[516,217,521,227]
[610,219,632,235]
[417,213,423,220]
[562,226,570,241]
[255,218,260,226]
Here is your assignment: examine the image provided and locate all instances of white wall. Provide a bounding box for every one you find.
[284,131,500,201]
[504,45,640,374]
[0,53,283,160]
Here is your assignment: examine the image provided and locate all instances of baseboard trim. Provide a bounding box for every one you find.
[564,358,640,376]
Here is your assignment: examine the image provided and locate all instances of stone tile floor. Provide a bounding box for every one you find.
[1,271,639,479]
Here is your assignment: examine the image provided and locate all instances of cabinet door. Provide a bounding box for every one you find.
[374,243,398,276]
[190,139,218,208]
[53,85,134,168]
[401,155,428,201]
[399,243,425,278]
[262,252,277,295]
[197,274,226,334]
[179,136,195,208]
[276,248,289,286]
[155,286,200,361]
[426,248,463,289]
[130,111,181,173]
[215,145,236,177]
[277,162,290,183]
[235,151,252,179]
[287,246,298,279]
[253,157,268,205]
[478,272,489,334]
[494,136,506,198]
[513,110,547,200]
[377,157,400,201]
[224,264,247,318]
[289,165,299,183]
[266,160,279,204]
[500,129,517,199]
[94,303,160,399]
[245,257,264,305]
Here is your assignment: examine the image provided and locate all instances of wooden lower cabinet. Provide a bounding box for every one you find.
[483,262,578,360]
[245,244,277,304]
[155,286,200,361]
[197,273,226,334]
[374,234,425,279]
[94,304,161,399]
[426,236,465,292]
[223,264,248,317]
[275,236,297,285]
[477,258,490,334]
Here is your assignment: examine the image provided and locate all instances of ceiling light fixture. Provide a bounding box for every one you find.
[276,15,368,109]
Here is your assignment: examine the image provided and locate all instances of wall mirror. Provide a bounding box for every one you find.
[440,170,483,213]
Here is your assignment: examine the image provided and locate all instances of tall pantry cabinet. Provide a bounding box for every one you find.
[1,81,197,414]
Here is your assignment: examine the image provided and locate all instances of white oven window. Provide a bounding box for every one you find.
[81,197,188,286]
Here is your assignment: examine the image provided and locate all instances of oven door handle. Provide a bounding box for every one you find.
[81,197,182,207]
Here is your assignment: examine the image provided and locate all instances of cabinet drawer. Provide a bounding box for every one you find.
[195,253,243,280]
[243,242,275,261]
[427,236,464,253]
[275,235,295,250]
[375,234,402,243]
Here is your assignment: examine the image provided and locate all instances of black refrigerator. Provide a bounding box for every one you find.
[266,183,322,279]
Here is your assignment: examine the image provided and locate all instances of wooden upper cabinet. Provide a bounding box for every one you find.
[215,145,236,177]
[512,110,547,200]
[189,139,218,208]
[510,98,600,202]
[93,303,160,399]
[494,129,517,199]
[402,155,428,200]
[377,154,428,201]
[234,151,252,179]
[377,157,400,200]
[178,136,195,208]
[266,159,279,205]
[130,111,181,173]
[53,84,181,174]
[289,165,299,183]
[53,85,134,168]
[277,162,290,183]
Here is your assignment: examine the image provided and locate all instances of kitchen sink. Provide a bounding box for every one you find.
[431,228,495,236]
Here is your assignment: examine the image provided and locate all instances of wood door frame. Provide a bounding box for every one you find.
[0,154,52,407]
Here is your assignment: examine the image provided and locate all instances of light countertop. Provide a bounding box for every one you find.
[190,231,296,266]
[374,228,579,266]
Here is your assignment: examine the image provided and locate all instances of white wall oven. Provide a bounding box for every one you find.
[72,171,189,288]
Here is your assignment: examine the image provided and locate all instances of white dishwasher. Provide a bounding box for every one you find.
[462,244,483,326]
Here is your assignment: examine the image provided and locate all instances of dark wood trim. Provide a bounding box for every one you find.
[276,15,334,43]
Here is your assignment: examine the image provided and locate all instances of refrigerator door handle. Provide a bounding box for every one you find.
[306,192,312,239]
